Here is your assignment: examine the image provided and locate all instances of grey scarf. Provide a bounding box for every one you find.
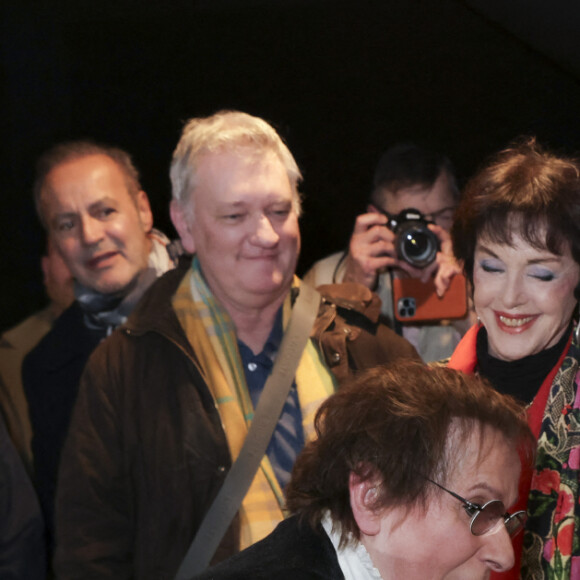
[75,229,181,333]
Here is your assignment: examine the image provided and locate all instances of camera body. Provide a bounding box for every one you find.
[386,208,439,268]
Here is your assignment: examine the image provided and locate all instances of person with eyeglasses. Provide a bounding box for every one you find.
[193,361,534,580]
[449,138,580,579]
[305,143,472,362]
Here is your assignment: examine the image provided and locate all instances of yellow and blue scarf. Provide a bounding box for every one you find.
[172,257,336,550]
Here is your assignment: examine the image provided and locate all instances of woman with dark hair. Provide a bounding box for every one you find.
[449,138,580,578]
[194,362,533,579]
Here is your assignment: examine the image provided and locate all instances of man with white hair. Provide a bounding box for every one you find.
[55,111,418,580]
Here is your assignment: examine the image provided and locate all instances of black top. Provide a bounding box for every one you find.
[193,516,343,580]
[22,302,105,553]
[0,409,46,579]
[476,323,572,404]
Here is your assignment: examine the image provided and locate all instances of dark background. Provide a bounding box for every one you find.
[3,0,580,332]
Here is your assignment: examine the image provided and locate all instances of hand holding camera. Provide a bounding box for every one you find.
[342,211,396,288]
[343,207,461,295]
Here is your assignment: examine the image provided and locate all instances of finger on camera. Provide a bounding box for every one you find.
[352,212,388,233]
[355,227,395,249]
[344,255,390,288]
[434,271,453,298]
[349,253,395,277]
[351,237,394,262]
[433,259,463,297]
[368,255,397,272]
[428,223,453,253]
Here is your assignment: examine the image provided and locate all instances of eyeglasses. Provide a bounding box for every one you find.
[423,206,456,228]
[427,479,526,538]
[376,205,456,229]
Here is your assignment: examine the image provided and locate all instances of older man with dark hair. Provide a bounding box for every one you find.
[305,143,469,361]
[55,111,419,580]
[194,361,535,580]
[22,140,179,560]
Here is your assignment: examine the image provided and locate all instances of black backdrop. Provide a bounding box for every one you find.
[3,0,580,332]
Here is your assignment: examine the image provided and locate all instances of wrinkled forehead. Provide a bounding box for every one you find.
[201,144,279,168]
[40,155,133,220]
[195,147,286,186]
[190,147,298,208]
[440,420,511,483]
[42,154,133,198]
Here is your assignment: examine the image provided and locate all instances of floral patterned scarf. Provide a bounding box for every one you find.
[523,334,580,579]
[448,325,580,579]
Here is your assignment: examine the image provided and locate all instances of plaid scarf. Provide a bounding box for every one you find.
[172,257,336,550]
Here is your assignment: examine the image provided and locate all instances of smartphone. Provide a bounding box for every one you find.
[392,273,468,322]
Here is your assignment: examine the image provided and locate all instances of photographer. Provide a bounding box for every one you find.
[305,143,470,361]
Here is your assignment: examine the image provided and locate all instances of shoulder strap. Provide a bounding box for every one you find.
[174,284,322,579]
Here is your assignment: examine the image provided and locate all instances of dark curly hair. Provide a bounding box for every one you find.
[285,361,534,547]
[451,138,580,298]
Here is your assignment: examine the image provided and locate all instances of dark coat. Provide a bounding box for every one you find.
[0,408,46,580]
[55,261,418,580]
[22,302,105,551]
[194,516,344,580]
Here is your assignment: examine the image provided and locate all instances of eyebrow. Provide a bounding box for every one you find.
[463,482,515,506]
[476,244,562,265]
[53,197,118,217]
[427,205,455,215]
[49,196,120,228]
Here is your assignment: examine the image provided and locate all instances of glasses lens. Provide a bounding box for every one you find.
[425,206,456,229]
[471,500,506,536]
[505,511,527,538]
[433,211,454,229]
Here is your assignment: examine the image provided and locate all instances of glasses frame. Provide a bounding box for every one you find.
[374,204,456,229]
[427,479,526,538]
[422,205,456,227]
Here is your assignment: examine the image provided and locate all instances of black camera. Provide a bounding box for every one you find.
[386,208,439,268]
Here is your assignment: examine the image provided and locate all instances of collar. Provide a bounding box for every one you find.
[321,512,383,580]
[316,283,382,323]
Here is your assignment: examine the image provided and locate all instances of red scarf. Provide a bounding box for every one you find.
[448,324,572,580]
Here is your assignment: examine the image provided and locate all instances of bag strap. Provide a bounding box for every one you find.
[174,284,322,579]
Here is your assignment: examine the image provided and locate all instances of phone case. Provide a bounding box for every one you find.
[392,273,468,322]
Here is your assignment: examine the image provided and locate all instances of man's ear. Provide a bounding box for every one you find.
[349,472,382,536]
[170,199,196,254]
[367,203,380,214]
[136,190,154,233]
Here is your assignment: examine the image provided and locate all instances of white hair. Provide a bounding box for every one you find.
[169,110,302,218]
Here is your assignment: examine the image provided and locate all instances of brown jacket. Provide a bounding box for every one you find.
[55,260,418,580]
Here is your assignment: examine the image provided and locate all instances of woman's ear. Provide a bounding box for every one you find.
[349,472,382,537]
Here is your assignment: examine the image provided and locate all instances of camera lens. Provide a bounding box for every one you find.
[396,222,439,268]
